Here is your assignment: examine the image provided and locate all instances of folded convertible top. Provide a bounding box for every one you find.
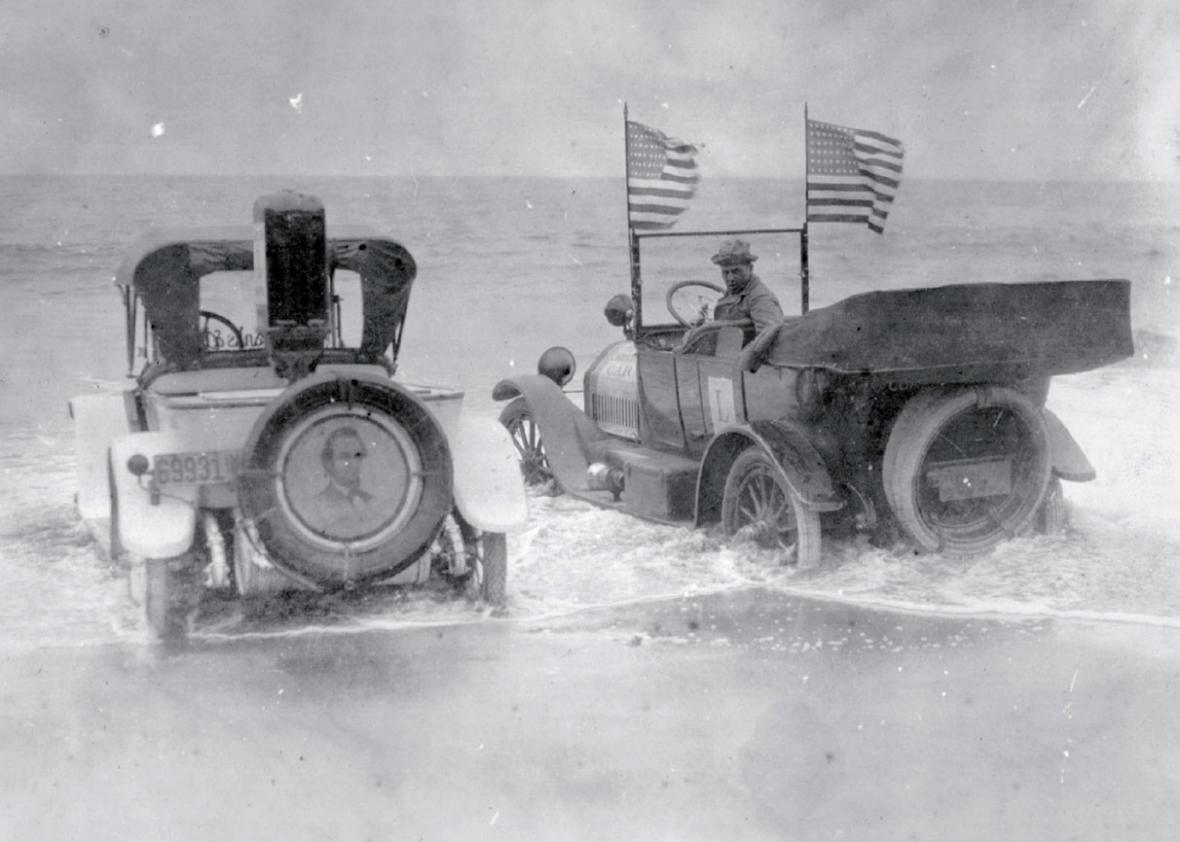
[742,279,1133,384]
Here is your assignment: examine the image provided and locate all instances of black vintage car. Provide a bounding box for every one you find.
[493,226,1132,567]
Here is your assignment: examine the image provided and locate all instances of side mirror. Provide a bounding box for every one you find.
[603,294,635,328]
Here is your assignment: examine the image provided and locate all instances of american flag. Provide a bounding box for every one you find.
[806,118,904,234]
[626,120,699,230]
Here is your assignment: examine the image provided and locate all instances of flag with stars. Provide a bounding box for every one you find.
[626,120,699,230]
[806,118,904,234]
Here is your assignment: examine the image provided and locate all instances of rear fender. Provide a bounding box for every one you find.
[1043,408,1095,482]
[109,432,198,558]
[493,374,608,494]
[696,419,842,526]
[451,414,529,532]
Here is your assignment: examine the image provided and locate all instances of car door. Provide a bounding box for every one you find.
[635,346,687,453]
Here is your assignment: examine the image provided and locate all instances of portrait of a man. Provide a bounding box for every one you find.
[313,425,376,535]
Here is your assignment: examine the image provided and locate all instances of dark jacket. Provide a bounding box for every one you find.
[713,274,784,332]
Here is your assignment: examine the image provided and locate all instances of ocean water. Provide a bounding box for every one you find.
[1,174,1178,647]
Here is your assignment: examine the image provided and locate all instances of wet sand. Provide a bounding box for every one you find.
[2,590,1177,841]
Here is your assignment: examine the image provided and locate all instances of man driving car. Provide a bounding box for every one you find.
[710,238,784,333]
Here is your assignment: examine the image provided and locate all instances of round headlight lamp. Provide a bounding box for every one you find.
[538,346,577,387]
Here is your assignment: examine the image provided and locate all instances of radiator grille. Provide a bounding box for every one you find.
[592,393,640,439]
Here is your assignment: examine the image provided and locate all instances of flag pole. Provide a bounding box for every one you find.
[800,102,811,314]
[623,102,641,328]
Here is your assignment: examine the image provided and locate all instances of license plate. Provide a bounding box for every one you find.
[925,457,1012,502]
[153,451,240,486]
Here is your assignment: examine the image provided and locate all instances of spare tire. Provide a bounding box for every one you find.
[883,386,1050,555]
[238,372,453,587]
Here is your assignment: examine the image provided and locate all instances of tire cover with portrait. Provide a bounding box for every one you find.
[238,372,453,587]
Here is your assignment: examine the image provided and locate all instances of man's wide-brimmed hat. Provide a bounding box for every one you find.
[710,238,758,266]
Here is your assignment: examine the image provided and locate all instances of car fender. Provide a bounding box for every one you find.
[451,414,529,532]
[109,432,199,559]
[70,391,136,522]
[696,419,843,525]
[493,374,608,494]
[1043,408,1095,482]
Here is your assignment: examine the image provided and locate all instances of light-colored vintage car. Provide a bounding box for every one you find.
[71,191,527,639]
[496,226,1133,567]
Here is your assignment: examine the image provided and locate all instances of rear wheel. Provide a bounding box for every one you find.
[499,397,554,487]
[238,375,453,588]
[883,386,1051,554]
[721,448,822,569]
[1036,476,1067,535]
[106,454,124,562]
[478,533,508,607]
[144,555,201,641]
[432,514,508,607]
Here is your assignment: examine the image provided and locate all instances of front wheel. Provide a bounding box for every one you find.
[721,448,822,569]
[499,397,554,488]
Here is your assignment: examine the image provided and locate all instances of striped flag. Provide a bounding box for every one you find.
[806,118,904,234]
[626,120,699,230]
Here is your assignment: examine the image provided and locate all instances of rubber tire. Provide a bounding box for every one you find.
[498,396,555,488]
[883,386,1051,555]
[1036,476,1067,535]
[721,448,822,569]
[238,375,453,588]
[107,453,124,562]
[479,533,508,607]
[144,556,197,642]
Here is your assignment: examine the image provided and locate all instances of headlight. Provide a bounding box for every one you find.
[538,346,576,387]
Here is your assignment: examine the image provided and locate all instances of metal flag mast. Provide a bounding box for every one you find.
[622,102,642,319]
[801,102,811,314]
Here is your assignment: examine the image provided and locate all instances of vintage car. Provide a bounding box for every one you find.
[70,191,527,639]
[494,226,1133,567]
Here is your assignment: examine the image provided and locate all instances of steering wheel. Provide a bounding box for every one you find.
[666,280,725,326]
[200,310,246,351]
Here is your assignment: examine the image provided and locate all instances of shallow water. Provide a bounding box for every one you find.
[1,174,1178,648]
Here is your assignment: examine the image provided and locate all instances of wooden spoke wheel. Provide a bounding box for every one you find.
[721,448,822,568]
[498,396,554,488]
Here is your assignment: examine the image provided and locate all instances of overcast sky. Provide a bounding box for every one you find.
[3,0,1178,180]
